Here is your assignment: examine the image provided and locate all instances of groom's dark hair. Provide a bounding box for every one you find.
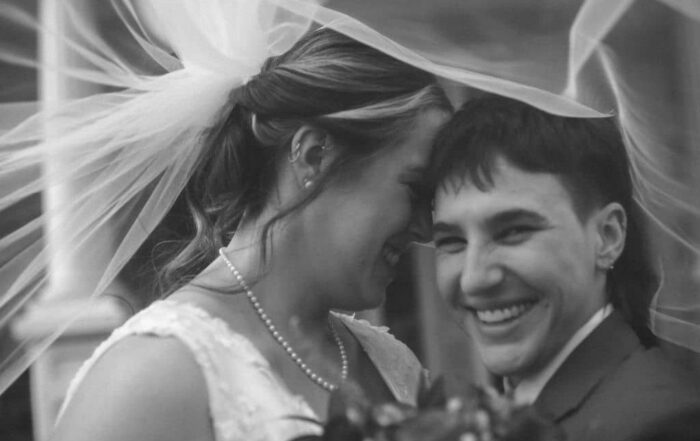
[428,94,658,345]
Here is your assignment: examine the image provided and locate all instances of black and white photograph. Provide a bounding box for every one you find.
[1,1,699,440]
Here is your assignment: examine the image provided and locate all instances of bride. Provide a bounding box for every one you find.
[47,15,451,441]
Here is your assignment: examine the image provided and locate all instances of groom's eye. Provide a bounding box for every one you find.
[495,225,537,244]
[434,236,466,253]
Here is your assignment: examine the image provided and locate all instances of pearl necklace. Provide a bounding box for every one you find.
[218,248,348,392]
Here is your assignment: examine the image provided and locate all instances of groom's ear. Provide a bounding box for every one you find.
[288,125,336,190]
[594,202,627,271]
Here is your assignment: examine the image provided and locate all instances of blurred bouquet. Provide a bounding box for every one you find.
[290,377,565,441]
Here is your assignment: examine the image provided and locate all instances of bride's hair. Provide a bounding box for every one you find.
[123,28,451,300]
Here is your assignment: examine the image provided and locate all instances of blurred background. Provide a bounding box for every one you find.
[1,0,37,439]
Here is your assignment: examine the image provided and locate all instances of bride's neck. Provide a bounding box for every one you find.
[203,222,332,336]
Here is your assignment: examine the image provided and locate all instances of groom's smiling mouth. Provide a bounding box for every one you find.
[475,301,538,324]
[458,299,540,326]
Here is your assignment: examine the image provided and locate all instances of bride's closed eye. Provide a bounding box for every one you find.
[406,182,421,200]
[403,179,425,200]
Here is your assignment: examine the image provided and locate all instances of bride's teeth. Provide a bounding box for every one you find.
[382,248,400,266]
[476,303,532,324]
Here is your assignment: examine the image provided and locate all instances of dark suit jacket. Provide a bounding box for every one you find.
[533,312,700,441]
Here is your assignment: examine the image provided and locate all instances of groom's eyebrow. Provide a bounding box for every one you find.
[432,209,547,233]
[488,209,548,227]
[432,221,458,235]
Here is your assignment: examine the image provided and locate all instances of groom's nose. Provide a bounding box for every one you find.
[459,246,504,297]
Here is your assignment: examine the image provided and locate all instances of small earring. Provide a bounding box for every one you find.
[303,178,313,189]
[608,263,615,271]
[289,142,301,163]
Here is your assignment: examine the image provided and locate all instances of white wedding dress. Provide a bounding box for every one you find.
[60,299,423,441]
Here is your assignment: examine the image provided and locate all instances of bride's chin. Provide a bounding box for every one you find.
[337,288,385,312]
[362,294,386,311]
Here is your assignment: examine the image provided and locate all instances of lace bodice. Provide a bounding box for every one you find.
[60,300,423,441]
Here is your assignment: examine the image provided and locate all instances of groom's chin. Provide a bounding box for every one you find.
[477,341,536,379]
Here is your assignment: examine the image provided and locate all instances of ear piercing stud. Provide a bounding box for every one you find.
[289,142,302,163]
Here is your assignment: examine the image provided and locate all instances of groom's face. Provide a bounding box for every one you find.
[433,156,607,380]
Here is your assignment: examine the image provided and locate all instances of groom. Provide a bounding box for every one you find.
[428,95,700,440]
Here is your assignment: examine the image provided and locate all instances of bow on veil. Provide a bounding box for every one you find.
[0,0,699,394]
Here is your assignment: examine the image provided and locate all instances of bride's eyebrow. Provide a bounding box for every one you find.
[400,165,427,178]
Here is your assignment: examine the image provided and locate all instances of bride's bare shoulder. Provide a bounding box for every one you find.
[52,335,213,441]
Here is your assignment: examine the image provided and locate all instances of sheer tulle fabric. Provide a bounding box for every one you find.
[1,0,699,394]
[0,0,316,393]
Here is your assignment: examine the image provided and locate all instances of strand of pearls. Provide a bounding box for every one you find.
[218,248,348,392]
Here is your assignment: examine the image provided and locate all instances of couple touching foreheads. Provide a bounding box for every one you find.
[51,29,700,441]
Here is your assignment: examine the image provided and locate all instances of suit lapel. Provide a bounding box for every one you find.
[534,312,641,421]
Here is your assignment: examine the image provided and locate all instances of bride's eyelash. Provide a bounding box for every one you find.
[407,182,421,198]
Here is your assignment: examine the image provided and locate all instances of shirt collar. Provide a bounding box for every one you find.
[505,303,614,405]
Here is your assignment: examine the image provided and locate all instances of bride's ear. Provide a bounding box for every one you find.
[288,125,336,190]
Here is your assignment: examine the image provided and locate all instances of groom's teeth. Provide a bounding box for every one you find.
[475,302,533,324]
